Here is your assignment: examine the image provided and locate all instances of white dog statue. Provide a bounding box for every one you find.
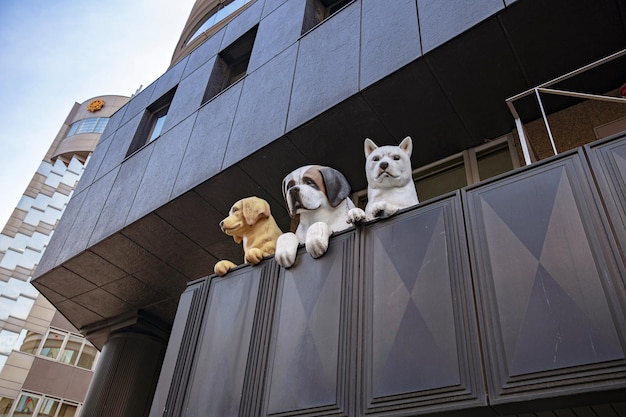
[348,136,419,223]
[275,165,354,268]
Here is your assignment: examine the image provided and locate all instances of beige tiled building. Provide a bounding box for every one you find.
[0,95,129,417]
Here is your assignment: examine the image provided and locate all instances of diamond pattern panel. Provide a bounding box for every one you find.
[475,162,624,377]
[184,269,261,417]
[368,206,460,398]
[267,238,346,414]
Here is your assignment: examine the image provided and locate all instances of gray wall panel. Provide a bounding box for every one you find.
[221,0,264,50]
[150,55,189,107]
[95,112,143,181]
[261,0,288,18]
[182,28,225,79]
[33,189,88,278]
[223,44,298,167]
[126,115,195,225]
[165,59,213,129]
[75,135,112,194]
[119,82,156,127]
[172,76,242,198]
[417,0,504,53]
[286,1,360,130]
[89,145,153,247]
[248,0,305,73]
[184,270,261,417]
[56,167,119,266]
[360,0,421,89]
[464,150,626,406]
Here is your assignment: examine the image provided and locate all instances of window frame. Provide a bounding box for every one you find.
[203,26,258,104]
[16,328,99,371]
[126,87,177,158]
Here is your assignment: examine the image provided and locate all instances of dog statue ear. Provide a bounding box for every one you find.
[243,197,270,226]
[320,167,351,207]
[399,136,413,157]
[364,138,378,157]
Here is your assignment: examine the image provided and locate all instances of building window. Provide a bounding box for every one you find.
[17,329,99,371]
[65,117,108,138]
[302,0,352,33]
[126,87,177,157]
[186,0,254,46]
[9,393,78,417]
[39,330,64,360]
[203,26,257,103]
[0,397,14,417]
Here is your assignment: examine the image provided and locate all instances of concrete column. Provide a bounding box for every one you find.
[80,323,168,417]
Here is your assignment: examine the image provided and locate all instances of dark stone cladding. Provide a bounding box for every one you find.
[32,0,626,336]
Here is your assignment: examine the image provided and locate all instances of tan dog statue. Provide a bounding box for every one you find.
[214,197,283,276]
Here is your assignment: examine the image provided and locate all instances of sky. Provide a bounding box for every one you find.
[0,0,196,228]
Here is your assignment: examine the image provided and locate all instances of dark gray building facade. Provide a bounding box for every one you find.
[32,0,626,416]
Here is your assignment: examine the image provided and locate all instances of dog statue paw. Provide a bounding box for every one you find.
[346,207,367,224]
[214,196,283,276]
[276,165,354,268]
[214,260,237,276]
[305,222,331,258]
[370,201,399,219]
[275,232,300,268]
[361,136,419,221]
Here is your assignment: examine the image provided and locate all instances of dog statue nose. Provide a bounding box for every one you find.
[380,161,389,170]
[219,220,224,228]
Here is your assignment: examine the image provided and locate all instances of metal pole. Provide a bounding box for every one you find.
[534,88,558,156]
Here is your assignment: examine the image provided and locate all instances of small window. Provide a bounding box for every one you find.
[39,331,65,360]
[126,87,177,157]
[302,0,352,33]
[203,26,257,103]
[14,394,39,416]
[0,397,14,417]
[65,117,109,138]
[414,156,468,201]
[76,344,98,370]
[186,0,254,46]
[18,331,43,355]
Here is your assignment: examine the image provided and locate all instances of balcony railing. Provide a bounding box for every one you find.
[149,134,626,417]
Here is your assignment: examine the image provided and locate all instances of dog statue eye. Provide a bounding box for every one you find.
[231,207,238,212]
[372,156,380,162]
[304,177,319,189]
[393,155,401,160]
[287,180,296,189]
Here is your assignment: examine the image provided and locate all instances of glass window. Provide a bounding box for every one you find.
[127,88,177,157]
[186,0,253,45]
[414,157,467,201]
[36,398,59,417]
[13,394,39,416]
[203,26,257,103]
[56,403,77,417]
[476,145,514,181]
[302,0,352,33]
[40,331,65,360]
[18,331,43,355]
[76,344,98,370]
[0,397,14,417]
[65,118,109,138]
[59,336,83,366]
[147,110,168,143]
